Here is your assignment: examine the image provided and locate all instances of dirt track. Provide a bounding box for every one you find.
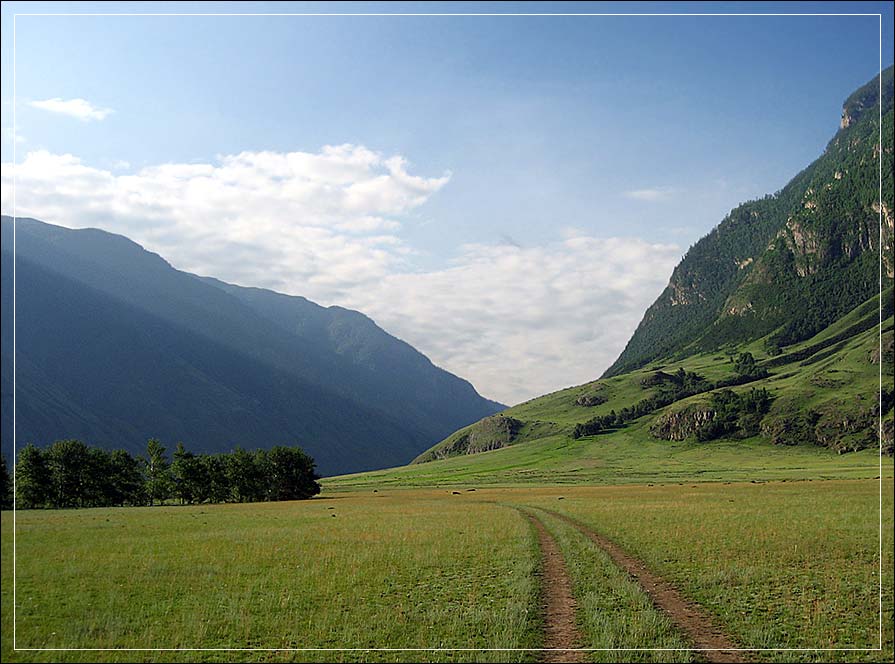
[544,509,745,664]
[525,512,586,663]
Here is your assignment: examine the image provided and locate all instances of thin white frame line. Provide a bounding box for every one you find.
[8,8,888,656]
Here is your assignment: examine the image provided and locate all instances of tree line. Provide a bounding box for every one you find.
[0,439,320,510]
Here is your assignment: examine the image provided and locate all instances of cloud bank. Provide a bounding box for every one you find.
[29,98,114,122]
[1,147,679,404]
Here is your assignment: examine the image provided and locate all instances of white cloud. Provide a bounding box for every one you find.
[623,186,676,201]
[29,98,114,122]
[349,236,680,404]
[1,147,679,405]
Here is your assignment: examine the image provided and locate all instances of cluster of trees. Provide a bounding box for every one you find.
[3,439,320,510]
[573,355,769,440]
[695,387,773,441]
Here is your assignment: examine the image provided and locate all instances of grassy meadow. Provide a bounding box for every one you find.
[2,475,891,662]
[2,493,542,662]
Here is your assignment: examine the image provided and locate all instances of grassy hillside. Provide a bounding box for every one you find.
[327,290,892,490]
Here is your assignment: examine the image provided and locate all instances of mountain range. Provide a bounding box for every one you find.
[0,218,502,475]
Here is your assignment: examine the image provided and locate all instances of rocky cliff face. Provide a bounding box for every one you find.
[875,201,895,278]
[650,404,715,441]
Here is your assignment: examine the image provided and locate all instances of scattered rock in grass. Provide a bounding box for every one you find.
[575,393,607,407]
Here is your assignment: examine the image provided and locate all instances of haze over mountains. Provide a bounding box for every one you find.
[0,218,502,475]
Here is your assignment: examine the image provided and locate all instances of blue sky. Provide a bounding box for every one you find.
[1,1,892,403]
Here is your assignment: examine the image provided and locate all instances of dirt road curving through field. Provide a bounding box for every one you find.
[543,509,745,664]
[525,511,586,663]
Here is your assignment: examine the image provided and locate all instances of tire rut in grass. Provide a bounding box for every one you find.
[544,509,745,664]
[525,511,586,664]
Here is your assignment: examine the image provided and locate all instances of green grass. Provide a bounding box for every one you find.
[512,478,893,662]
[2,478,890,662]
[525,508,695,662]
[1,493,541,662]
[327,433,885,490]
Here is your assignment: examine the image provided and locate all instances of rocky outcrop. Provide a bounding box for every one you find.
[421,414,525,461]
[778,218,822,277]
[668,279,705,306]
[873,201,895,278]
[650,404,715,441]
[576,393,607,407]
[813,403,878,452]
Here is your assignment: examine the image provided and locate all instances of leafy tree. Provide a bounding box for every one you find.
[9,438,322,508]
[1,455,12,510]
[107,449,146,506]
[15,444,51,508]
[170,442,201,504]
[142,438,171,506]
[696,388,773,441]
[46,439,91,508]
[226,446,264,503]
[266,446,321,501]
[83,447,114,507]
[200,454,230,504]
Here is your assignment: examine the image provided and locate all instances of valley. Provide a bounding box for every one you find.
[1,17,892,664]
[3,477,891,662]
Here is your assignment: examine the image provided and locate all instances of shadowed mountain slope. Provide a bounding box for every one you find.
[1,217,502,474]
